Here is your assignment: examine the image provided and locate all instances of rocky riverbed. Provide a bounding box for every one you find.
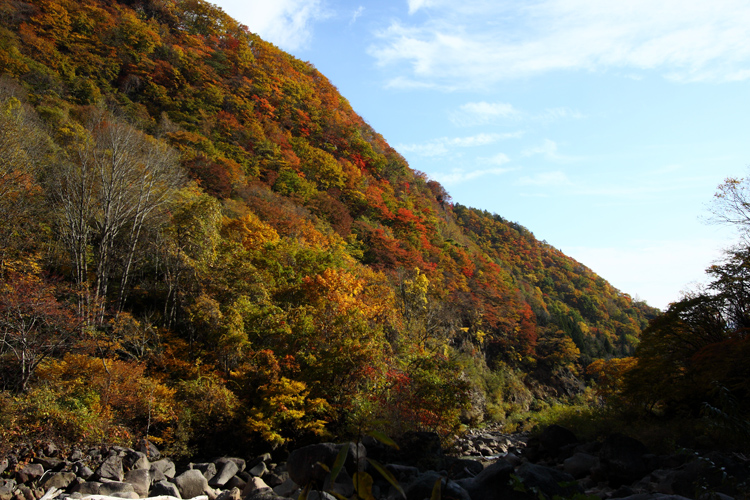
[1,425,748,500]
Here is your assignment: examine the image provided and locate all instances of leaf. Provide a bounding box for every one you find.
[366,458,405,499]
[329,442,350,484]
[353,471,375,500]
[316,462,331,473]
[367,430,400,450]
[431,478,442,500]
[298,483,311,500]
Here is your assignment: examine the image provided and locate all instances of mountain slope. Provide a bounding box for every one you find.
[0,0,658,454]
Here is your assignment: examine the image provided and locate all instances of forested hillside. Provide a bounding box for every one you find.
[0,0,658,456]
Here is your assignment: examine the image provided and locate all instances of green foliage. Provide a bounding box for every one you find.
[0,0,660,457]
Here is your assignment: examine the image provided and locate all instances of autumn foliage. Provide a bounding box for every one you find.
[0,0,659,456]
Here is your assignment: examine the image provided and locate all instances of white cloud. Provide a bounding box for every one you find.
[369,0,750,88]
[397,132,522,157]
[431,166,515,185]
[214,0,328,51]
[350,6,365,25]
[451,101,583,126]
[516,171,572,186]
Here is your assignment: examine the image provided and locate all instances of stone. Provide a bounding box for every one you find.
[456,459,515,500]
[98,481,136,497]
[215,487,241,500]
[208,460,239,488]
[138,439,160,461]
[32,458,65,472]
[248,462,267,478]
[223,475,247,491]
[124,468,150,497]
[404,473,471,500]
[190,463,217,482]
[214,457,246,474]
[71,481,102,496]
[16,464,44,484]
[515,463,582,498]
[259,472,283,488]
[95,454,125,482]
[563,452,601,479]
[600,433,649,487]
[287,442,365,488]
[74,463,95,480]
[69,449,83,462]
[272,477,299,498]
[150,459,176,481]
[242,477,271,496]
[0,459,7,476]
[537,424,578,455]
[175,469,209,499]
[123,451,150,471]
[40,472,76,490]
[149,480,181,498]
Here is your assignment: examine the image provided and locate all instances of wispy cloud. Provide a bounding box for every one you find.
[350,6,364,25]
[218,0,329,51]
[431,166,516,185]
[520,139,580,162]
[516,171,572,187]
[397,132,522,157]
[369,0,750,88]
[451,101,583,126]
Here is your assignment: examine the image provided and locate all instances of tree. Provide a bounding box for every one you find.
[54,112,185,323]
[0,273,78,393]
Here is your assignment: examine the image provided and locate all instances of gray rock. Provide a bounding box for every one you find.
[33,457,65,471]
[190,463,217,482]
[16,464,44,483]
[537,424,578,455]
[123,451,150,471]
[516,462,581,498]
[149,480,181,498]
[215,487,242,500]
[71,481,102,496]
[242,477,271,496]
[138,439,160,461]
[456,459,515,500]
[600,433,649,487]
[563,452,600,479]
[98,481,135,496]
[40,472,76,490]
[95,454,125,482]
[73,462,95,480]
[287,442,365,487]
[215,458,246,474]
[248,462,267,478]
[223,475,247,491]
[208,460,239,488]
[260,472,283,488]
[405,473,470,500]
[124,468,150,497]
[149,459,176,481]
[272,477,299,498]
[175,469,209,499]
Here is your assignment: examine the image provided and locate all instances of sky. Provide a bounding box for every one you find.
[210,0,750,311]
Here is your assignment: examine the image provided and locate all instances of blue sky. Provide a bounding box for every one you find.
[211,0,750,310]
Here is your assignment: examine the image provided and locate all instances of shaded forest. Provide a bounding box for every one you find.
[11,0,738,459]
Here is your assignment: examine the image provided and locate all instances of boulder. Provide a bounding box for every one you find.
[138,439,160,460]
[242,477,271,496]
[208,460,239,488]
[150,479,181,498]
[175,469,209,499]
[515,463,582,498]
[456,459,516,500]
[563,452,600,479]
[71,481,102,496]
[123,451,150,471]
[287,442,365,487]
[98,481,136,497]
[272,477,299,498]
[215,487,242,500]
[248,462,267,478]
[40,472,76,490]
[404,473,471,500]
[191,463,217,482]
[150,458,176,481]
[16,464,44,484]
[537,424,578,455]
[95,454,125,482]
[599,434,649,487]
[124,468,150,497]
